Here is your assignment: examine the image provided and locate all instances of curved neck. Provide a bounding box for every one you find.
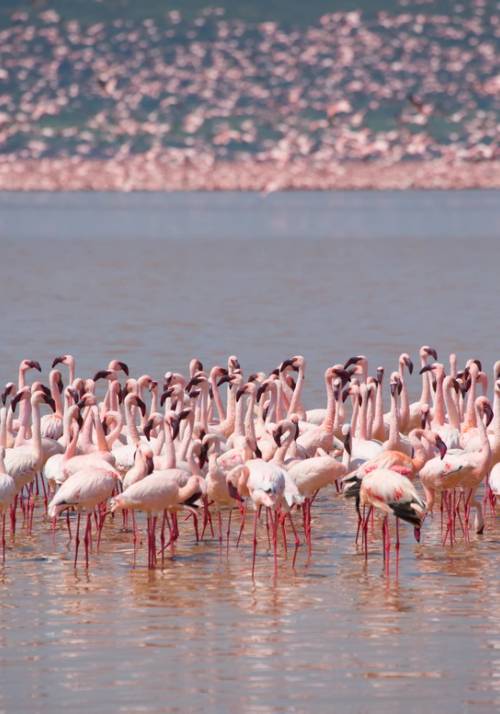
[92,406,109,452]
[179,413,194,462]
[163,421,176,469]
[104,412,123,448]
[287,366,306,419]
[432,373,446,427]
[30,397,43,463]
[372,381,385,440]
[398,365,409,430]
[320,375,335,433]
[359,387,369,440]
[386,392,400,449]
[407,429,427,470]
[419,356,432,405]
[444,380,460,430]
[244,392,257,446]
[210,373,226,423]
[273,429,295,465]
[50,373,63,416]
[464,373,478,428]
[125,397,141,446]
[64,424,79,461]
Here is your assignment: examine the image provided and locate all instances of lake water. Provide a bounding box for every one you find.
[0,190,499,713]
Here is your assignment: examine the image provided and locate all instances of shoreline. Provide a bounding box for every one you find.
[0,157,498,192]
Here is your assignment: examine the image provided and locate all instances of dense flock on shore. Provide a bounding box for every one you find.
[0,349,498,575]
[0,4,498,190]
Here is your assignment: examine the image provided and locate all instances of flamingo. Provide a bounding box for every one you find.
[48,462,120,568]
[345,467,426,561]
[0,447,15,562]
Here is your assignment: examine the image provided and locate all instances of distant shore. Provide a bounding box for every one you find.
[0,157,498,191]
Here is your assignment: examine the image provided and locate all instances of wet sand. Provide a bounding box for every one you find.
[0,158,498,191]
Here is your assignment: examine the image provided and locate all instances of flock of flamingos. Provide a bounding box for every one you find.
[0,348,498,575]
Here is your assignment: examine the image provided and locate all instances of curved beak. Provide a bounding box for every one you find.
[236,387,246,402]
[344,428,352,456]
[426,347,438,360]
[217,374,231,387]
[419,364,434,375]
[29,360,42,372]
[146,455,155,475]
[52,355,65,368]
[117,361,129,376]
[344,356,361,369]
[404,356,414,375]
[483,402,494,427]
[273,426,283,447]
[435,435,447,460]
[135,397,146,417]
[93,370,112,381]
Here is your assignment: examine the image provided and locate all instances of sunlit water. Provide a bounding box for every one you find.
[0,190,499,713]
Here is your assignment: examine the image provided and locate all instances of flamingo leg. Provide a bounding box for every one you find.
[236,505,246,547]
[288,512,301,568]
[84,513,91,569]
[251,508,259,578]
[226,509,232,553]
[74,512,81,568]
[1,513,5,564]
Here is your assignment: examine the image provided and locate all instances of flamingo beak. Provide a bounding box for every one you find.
[146,456,154,475]
[273,427,282,447]
[483,403,494,427]
[419,365,434,375]
[426,348,438,360]
[405,357,414,375]
[29,360,42,372]
[117,361,129,376]
[435,436,447,460]
[52,355,65,368]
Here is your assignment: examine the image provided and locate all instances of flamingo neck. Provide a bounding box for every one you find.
[320,375,335,433]
[398,365,409,431]
[386,393,400,450]
[432,373,446,427]
[287,366,306,420]
[443,381,460,430]
[210,374,226,423]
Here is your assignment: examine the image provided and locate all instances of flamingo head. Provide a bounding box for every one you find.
[400,353,414,375]
[20,359,42,373]
[107,360,129,376]
[420,345,438,361]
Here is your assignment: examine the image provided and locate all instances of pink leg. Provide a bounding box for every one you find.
[288,512,301,568]
[236,506,246,547]
[74,512,81,568]
[226,509,232,552]
[217,511,223,543]
[1,513,5,564]
[84,513,91,569]
[251,508,259,578]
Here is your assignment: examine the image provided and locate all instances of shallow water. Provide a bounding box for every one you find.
[0,190,499,713]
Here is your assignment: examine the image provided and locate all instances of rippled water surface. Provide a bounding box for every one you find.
[0,190,499,713]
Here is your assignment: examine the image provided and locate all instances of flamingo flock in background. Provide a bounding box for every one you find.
[0,348,498,575]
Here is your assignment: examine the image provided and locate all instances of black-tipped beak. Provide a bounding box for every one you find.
[43,394,56,412]
[436,436,447,460]
[256,384,267,402]
[171,416,181,441]
[29,360,42,372]
[94,370,112,381]
[344,356,362,369]
[483,403,494,427]
[236,387,246,402]
[273,427,283,447]
[405,357,414,375]
[344,429,352,456]
[333,368,351,386]
[279,359,295,372]
[376,367,384,385]
[254,444,262,459]
[10,392,23,413]
[160,388,173,407]
[199,443,209,469]
[194,359,203,372]
[473,359,482,371]
[135,397,146,417]
[217,374,231,387]
[146,456,155,475]
[390,382,398,397]
[52,355,65,368]
[426,347,438,360]
[342,388,351,403]
[144,420,153,441]
[419,365,434,375]
[101,419,109,436]
[117,361,129,376]
[227,481,242,502]
[76,412,84,430]
[186,376,202,391]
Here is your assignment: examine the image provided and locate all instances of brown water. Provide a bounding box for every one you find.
[0,190,499,713]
